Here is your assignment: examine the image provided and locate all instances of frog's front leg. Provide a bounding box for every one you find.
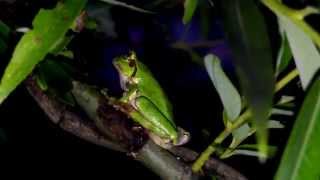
[119,86,138,103]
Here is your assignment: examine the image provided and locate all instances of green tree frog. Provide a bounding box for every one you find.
[113,51,190,148]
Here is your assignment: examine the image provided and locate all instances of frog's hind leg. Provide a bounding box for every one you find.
[134,96,178,141]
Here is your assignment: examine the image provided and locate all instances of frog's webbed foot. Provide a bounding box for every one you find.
[149,127,190,149]
[174,127,190,146]
[148,132,173,149]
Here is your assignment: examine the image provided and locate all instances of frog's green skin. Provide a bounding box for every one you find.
[113,52,189,147]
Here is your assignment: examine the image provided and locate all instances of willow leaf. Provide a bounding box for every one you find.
[183,0,198,24]
[0,0,87,103]
[275,78,320,180]
[276,31,292,76]
[220,0,275,158]
[204,54,241,121]
[0,20,10,54]
[279,16,320,89]
[0,20,10,40]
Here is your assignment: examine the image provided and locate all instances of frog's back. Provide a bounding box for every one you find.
[135,61,174,124]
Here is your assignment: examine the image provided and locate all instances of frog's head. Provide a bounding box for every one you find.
[113,51,138,89]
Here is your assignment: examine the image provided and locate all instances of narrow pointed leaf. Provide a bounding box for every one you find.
[276,31,292,76]
[275,78,320,180]
[230,124,252,148]
[279,16,320,89]
[204,54,241,120]
[277,95,295,105]
[220,0,275,158]
[183,0,198,24]
[0,20,10,40]
[268,120,285,129]
[222,122,254,159]
[0,0,87,104]
[271,108,294,116]
[0,21,9,54]
[229,145,277,158]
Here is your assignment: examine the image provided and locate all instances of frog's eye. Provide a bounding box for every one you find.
[127,58,137,77]
[128,58,136,68]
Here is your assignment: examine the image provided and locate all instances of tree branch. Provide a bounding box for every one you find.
[169,147,248,180]
[25,75,247,180]
[25,76,125,152]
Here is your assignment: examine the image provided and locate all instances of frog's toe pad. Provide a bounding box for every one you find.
[175,127,190,146]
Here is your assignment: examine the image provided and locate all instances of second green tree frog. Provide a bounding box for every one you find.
[113,52,189,148]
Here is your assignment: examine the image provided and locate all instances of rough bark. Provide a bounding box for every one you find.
[25,76,247,180]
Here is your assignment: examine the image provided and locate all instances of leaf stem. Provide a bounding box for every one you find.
[261,0,320,48]
[275,68,299,92]
[192,110,251,172]
[192,68,299,172]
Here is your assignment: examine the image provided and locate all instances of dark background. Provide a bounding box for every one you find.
[0,0,308,179]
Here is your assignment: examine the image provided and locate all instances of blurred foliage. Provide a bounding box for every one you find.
[0,0,320,179]
[275,77,320,180]
[183,0,198,24]
[0,20,9,54]
[219,0,275,159]
[0,0,86,104]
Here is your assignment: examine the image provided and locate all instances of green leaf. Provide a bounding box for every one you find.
[220,124,253,159]
[37,58,75,106]
[222,110,232,129]
[183,0,198,24]
[231,124,253,148]
[220,0,275,159]
[277,95,295,105]
[204,54,241,121]
[275,78,320,180]
[228,149,275,158]
[0,20,10,40]
[231,120,283,150]
[276,31,292,76]
[271,108,294,116]
[0,0,87,104]
[228,145,277,158]
[50,36,73,55]
[279,16,320,89]
[37,59,73,93]
[0,20,10,54]
[99,0,153,13]
[268,120,284,129]
[35,72,48,91]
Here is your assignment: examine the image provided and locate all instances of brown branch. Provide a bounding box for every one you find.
[25,76,125,152]
[169,147,248,180]
[25,76,247,180]
[136,140,197,180]
[25,76,195,179]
